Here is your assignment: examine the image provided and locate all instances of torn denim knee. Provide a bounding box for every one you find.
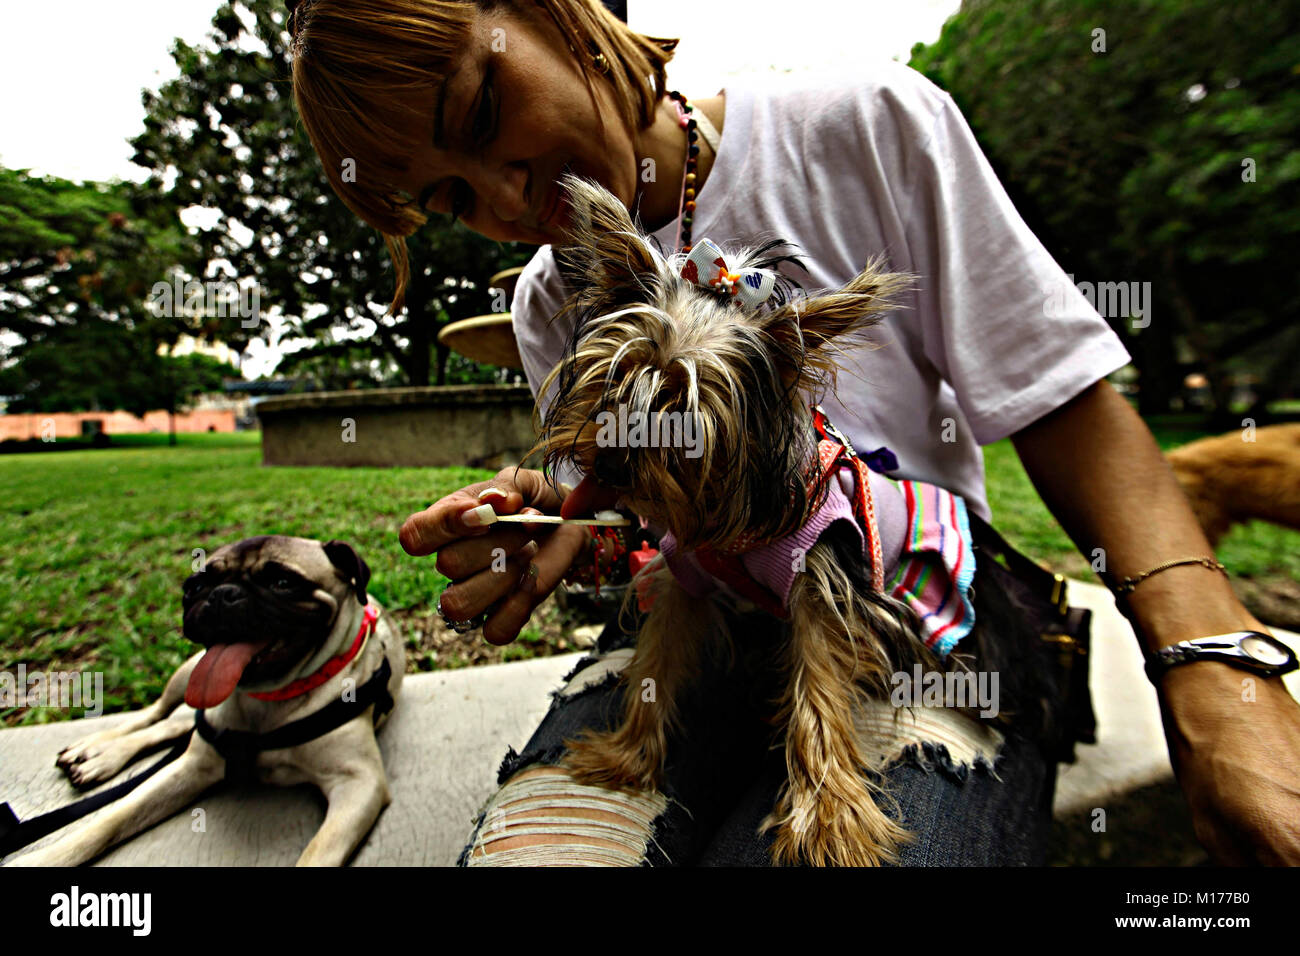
[551,647,636,703]
[854,699,1006,785]
[490,646,638,784]
[455,646,671,866]
[459,768,670,866]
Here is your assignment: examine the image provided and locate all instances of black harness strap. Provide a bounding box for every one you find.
[196,657,395,784]
[0,657,394,859]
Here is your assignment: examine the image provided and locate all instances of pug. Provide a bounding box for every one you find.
[4,535,403,867]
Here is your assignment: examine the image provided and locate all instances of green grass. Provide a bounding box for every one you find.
[1,431,262,451]
[0,432,490,723]
[3,425,1297,724]
[983,427,1300,588]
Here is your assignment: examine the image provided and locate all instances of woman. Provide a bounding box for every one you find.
[289,0,1300,865]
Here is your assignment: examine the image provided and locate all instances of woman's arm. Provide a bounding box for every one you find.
[1010,377,1300,864]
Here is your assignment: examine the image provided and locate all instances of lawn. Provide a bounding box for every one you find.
[0,432,578,725]
[3,425,1297,725]
[982,424,1300,618]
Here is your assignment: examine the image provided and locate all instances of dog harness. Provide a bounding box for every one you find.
[657,408,977,658]
[0,604,395,856]
[194,653,394,784]
[196,601,392,782]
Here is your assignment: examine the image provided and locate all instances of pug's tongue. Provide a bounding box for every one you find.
[185,640,271,709]
[560,474,621,520]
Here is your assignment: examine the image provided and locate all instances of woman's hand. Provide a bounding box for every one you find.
[399,467,590,646]
[1159,663,1300,865]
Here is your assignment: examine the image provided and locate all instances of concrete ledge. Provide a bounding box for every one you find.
[2,582,1296,865]
[1054,582,1299,815]
[0,654,582,866]
[256,384,539,469]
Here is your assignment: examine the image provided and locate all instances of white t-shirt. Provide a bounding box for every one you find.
[511,60,1132,522]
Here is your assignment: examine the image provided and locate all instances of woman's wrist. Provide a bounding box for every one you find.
[1159,655,1298,744]
[1118,562,1271,653]
[1120,565,1297,748]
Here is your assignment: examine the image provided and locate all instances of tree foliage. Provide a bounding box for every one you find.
[909,0,1300,416]
[0,166,204,420]
[128,0,531,388]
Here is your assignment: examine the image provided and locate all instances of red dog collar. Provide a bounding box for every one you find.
[248,602,379,702]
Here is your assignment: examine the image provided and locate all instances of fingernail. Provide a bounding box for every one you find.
[520,540,540,558]
[463,504,497,528]
[478,487,507,501]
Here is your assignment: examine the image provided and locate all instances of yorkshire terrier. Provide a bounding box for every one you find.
[528,173,946,867]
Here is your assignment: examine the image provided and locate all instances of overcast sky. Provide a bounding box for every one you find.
[1,0,960,375]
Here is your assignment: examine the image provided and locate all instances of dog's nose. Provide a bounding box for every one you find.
[209,583,247,608]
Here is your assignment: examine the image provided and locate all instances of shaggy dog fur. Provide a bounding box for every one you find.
[527,173,977,866]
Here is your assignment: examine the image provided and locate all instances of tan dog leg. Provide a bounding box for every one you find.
[295,772,390,867]
[560,570,720,792]
[762,548,914,867]
[294,713,392,867]
[56,653,202,786]
[6,736,224,867]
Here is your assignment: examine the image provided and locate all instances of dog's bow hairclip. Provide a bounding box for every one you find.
[680,238,777,310]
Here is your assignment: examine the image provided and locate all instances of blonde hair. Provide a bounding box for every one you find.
[289,0,678,315]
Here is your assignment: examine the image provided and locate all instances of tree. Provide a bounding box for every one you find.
[909,0,1300,419]
[128,0,530,388]
[0,167,204,425]
[138,351,243,445]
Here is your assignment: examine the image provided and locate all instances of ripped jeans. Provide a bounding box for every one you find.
[457,575,1060,866]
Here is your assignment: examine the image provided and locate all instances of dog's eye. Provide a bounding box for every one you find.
[255,569,298,592]
[182,574,207,594]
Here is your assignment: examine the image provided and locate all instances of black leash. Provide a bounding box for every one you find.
[0,734,191,859]
[0,657,394,859]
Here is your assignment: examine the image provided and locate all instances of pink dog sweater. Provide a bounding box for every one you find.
[657,417,977,658]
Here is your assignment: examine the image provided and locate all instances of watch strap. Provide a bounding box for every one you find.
[1145,630,1298,683]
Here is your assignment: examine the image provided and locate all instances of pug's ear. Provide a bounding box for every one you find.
[553,171,661,298]
[323,540,371,605]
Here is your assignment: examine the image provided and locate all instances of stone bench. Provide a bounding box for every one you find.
[2,581,1295,865]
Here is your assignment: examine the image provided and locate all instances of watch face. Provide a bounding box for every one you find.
[1241,635,1292,666]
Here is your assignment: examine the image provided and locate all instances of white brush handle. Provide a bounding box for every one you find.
[486,513,631,527]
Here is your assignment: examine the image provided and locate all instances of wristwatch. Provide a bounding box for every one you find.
[1145,630,1299,683]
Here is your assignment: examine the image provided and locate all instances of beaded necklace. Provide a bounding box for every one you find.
[666,89,699,254]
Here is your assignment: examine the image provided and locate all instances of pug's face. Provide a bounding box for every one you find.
[181,536,370,709]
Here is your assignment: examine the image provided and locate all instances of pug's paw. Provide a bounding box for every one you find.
[56,739,134,788]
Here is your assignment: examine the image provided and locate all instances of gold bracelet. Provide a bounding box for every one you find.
[1110,556,1227,595]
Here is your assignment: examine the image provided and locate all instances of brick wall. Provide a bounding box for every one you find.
[0,409,236,441]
